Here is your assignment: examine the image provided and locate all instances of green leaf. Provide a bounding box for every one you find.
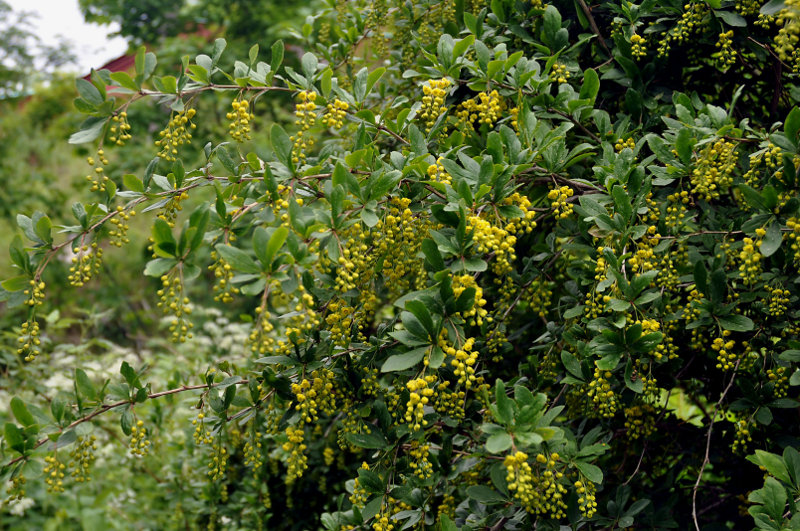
[216,244,261,275]
[10,397,35,427]
[123,174,144,193]
[759,224,783,257]
[76,78,103,106]
[75,369,97,401]
[748,450,792,485]
[344,431,387,449]
[1,275,29,292]
[718,314,754,332]
[580,68,599,101]
[270,40,284,73]
[69,118,106,144]
[466,485,506,504]
[381,347,428,372]
[4,423,24,452]
[301,52,318,79]
[405,300,436,337]
[575,461,604,483]
[561,351,584,380]
[494,380,514,424]
[144,258,177,278]
[271,123,293,167]
[422,239,445,271]
[786,106,800,146]
[264,226,289,269]
[440,515,458,531]
[486,432,512,453]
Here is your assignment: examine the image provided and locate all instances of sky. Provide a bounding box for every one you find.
[5,0,129,75]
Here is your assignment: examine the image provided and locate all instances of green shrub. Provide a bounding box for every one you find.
[4,1,800,529]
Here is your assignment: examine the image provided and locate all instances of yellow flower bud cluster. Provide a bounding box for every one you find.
[550,63,570,84]
[291,90,318,165]
[627,226,660,273]
[157,271,193,343]
[208,443,228,480]
[575,478,598,518]
[276,285,320,355]
[458,90,504,129]
[665,191,690,230]
[690,139,736,201]
[434,379,466,420]
[349,462,371,509]
[441,336,478,388]
[282,425,308,484]
[738,229,765,285]
[408,440,433,479]
[769,286,791,316]
[323,446,335,466]
[68,435,98,483]
[775,1,800,69]
[17,317,41,362]
[502,192,538,234]
[323,98,349,129]
[374,197,431,295]
[192,412,213,445]
[157,190,189,228]
[129,420,151,457]
[712,30,736,70]
[467,215,517,274]
[333,226,371,293]
[291,369,337,423]
[615,137,636,152]
[326,298,360,347]
[109,111,132,146]
[712,332,737,371]
[767,367,789,398]
[420,78,452,132]
[426,157,452,186]
[735,0,761,16]
[243,432,264,476]
[731,416,753,454]
[227,98,253,142]
[624,403,656,440]
[787,217,800,264]
[155,108,197,162]
[250,304,276,355]
[86,149,110,192]
[657,3,707,58]
[108,206,135,247]
[208,251,239,303]
[5,475,26,503]
[451,274,488,326]
[504,451,568,518]
[547,186,574,220]
[372,507,395,531]
[405,376,436,431]
[630,34,646,59]
[586,368,618,418]
[509,105,519,131]
[68,243,102,287]
[43,455,66,493]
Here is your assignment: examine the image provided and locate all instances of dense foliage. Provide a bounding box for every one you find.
[5,0,800,529]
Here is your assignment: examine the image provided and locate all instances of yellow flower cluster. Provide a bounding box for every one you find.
[108,206,135,247]
[192,412,213,445]
[658,3,707,57]
[712,332,737,371]
[451,274,488,326]
[467,215,517,274]
[712,30,736,70]
[157,190,189,228]
[665,191,690,230]
[624,403,656,439]
[442,336,478,388]
[243,432,264,475]
[43,455,66,493]
[208,443,228,481]
[349,462,371,509]
[420,78,451,132]
[787,217,800,264]
[5,476,26,503]
[408,440,433,479]
[735,0,761,16]
[732,416,753,454]
[457,90,504,128]
[323,98,349,129]
[85,149,110,192]
[767,367,789,398]
[775,1,800,69]
[68,243,102,287]
[550,63,570,84]
[282,425,308,484]
[109,111,132,146]
[155,108,197,162]
[227,98,253,142]
[374,197,431,295]
[208,251,239,303]
[769,286,791,316]
[157,271,193,343]
[291,369,337,423]
[17,317,41,362]
[325,298,359,347]
[691,139,736,201]
[627,226,660,273]
[587,368,618,418]
[276,285,320,355]
[547,186,574,220]
[129,420,151,457]
[505,451,536,512]
[738,228,765,285]
[615,137,636,152]
[630,34,646,59]
[291,91,318,165]
[503,192,538,234]
[426,157,452,186]
[575,478,598,518]
[505,452,568,518]
[68,435,98,483]
[434,379,466,420]
[405,376,436,430]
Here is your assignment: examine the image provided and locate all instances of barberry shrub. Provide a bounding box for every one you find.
[5,0,800,529]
